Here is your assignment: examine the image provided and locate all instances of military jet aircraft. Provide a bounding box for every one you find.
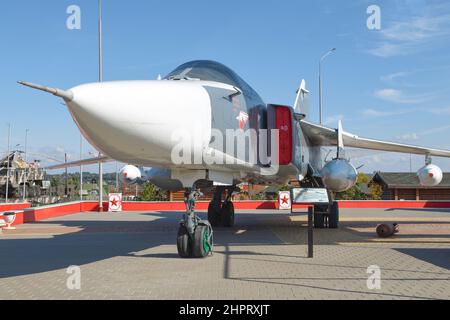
[19,60,450,258]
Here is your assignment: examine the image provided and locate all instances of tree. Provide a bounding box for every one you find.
[335,186,367,200]
[139,183,160,201]
[50,176,60,188]
[253,192,266,201]
[369,183,383,200]
[356,173,370,184]
[335,173,371,200]
[71,175,79,187]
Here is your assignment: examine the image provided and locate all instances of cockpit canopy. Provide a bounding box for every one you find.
[165,60,264,104]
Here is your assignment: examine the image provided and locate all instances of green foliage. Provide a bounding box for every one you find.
[50,176,60,187]
[248,185,290,201]
[138,183,161,201]
[335,173,379,200]
[335,186,367,200]
[71,175,79,187]
[252,192,267,201]
[369,183,383,200]
[356,172,370,184]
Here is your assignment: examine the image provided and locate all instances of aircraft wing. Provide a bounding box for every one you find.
[45,156,113,170]
[300,120,450,158]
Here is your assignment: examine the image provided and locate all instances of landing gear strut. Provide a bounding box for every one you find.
[207,187,235,228]
[313,202,339,229]
[177,188,213,258]
[313,190,339,229]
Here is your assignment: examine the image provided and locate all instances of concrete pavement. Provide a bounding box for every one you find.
[0,208,449,300]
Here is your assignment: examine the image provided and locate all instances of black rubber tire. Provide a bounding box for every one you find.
[208,202,222,227]
[177,225,191,258]
[221,202,235,228]
[328,202,339,229]
[192,225,212,258]
[314,212,325,229]
[314,204,326,228]
[376,224,394,238]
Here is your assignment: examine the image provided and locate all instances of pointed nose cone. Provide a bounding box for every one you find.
[66,81,212,165]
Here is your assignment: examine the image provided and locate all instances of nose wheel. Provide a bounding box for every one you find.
[177,188,214,258]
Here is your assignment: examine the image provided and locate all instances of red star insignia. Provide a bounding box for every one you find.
[111,198,119,207]
[281,196,289,204]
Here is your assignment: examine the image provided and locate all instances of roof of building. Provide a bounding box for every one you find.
[372,172,450,189]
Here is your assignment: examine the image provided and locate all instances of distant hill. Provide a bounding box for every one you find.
[45,172,118,185]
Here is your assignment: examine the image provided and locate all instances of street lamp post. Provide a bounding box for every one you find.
[65,153,68,197]
[5,124,11,204]
[23,129,29,202]
[98,0,104,212]
[319,48,336,125]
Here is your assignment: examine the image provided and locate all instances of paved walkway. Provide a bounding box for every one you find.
[0,209,449,300]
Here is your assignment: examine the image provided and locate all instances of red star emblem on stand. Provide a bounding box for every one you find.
[110,198,119,207]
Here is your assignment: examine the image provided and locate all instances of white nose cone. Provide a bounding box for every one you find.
[65,81,212,165]
[417,164,443,187]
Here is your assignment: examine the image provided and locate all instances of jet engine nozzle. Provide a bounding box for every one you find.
[417,164,443,187]
[321,159,358,193]
[119,165,142,185]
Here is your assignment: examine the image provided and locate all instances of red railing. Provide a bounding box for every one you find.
[2,200,450,227]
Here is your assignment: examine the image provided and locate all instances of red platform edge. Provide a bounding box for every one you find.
[0,203,31,211]
[1,200,450,227]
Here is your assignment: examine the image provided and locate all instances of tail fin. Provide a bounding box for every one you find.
[294,79,309,118]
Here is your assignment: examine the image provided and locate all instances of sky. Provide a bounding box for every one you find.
[1,0,450,173]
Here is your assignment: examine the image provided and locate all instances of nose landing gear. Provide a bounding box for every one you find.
[177,188,214,258]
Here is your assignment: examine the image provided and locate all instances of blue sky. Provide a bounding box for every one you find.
[1,0,450,173]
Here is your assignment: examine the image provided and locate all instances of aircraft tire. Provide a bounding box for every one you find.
[221,202,235,228]
[177,225,192,258]
[329,202,339,229]
[314,212,325,229]
[192,225,212,258]
[208,202,222,227]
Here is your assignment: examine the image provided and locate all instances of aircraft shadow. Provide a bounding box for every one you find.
[0,211,287,279]
[395,248,450,271]
[0,211,449,280]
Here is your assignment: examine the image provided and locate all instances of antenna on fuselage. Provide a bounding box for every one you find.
[294,79,309,119]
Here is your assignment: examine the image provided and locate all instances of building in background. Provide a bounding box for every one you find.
[0,151,46,199]
[371,172,450,200]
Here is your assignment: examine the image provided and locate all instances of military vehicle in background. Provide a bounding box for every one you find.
[0,151,46,199]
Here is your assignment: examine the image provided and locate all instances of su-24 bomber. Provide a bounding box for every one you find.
[19,60,450,258]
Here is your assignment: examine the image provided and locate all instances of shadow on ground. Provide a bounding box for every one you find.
[0,211,286,279]
[0,210,449,281]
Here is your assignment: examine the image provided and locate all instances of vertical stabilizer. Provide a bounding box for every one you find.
[294,79,309,118]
